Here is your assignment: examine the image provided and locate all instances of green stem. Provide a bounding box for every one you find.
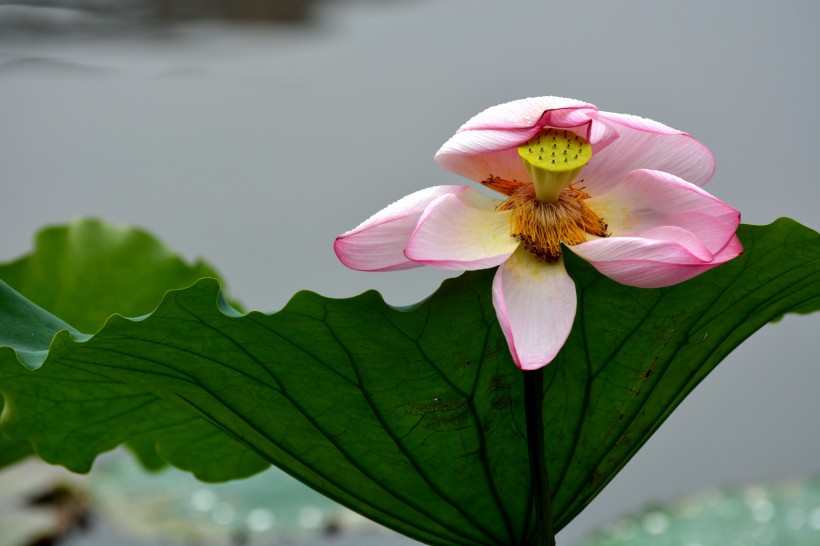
[525,368,555,546]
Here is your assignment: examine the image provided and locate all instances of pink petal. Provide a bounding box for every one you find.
[405,189,518,270]
[569,225,743,288]
[492,248,577,370]
[585,119,620,154]
[435,145,533,188]
[457,96,595,131]
[435,97,597,184]
[713,234,744,263]
[589,169,740,255]
[579,111,716,194]
[334,186,467,272]
[542,107,596,129]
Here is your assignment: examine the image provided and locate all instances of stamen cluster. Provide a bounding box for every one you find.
[498,184,608,262]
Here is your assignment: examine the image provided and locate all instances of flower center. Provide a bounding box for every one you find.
[517,128,592,203]
[482,128,606,262]
[498,184,608,262]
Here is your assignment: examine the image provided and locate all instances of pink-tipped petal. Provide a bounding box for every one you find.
[585,119,620,154]
[589,169,740,254]
[434,123,594,186]
[457,96,595,131]
[334,186,467,272]
[435,97,597,184]
[405,189,518,270]
[542,107,595,129]
[596,111,683,134]
[435,145,532,187]
[569,225,743,288]
[579,111,716,194]
[492,248,577,370]
[712,233,744,263]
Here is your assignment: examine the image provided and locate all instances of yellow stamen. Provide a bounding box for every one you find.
[498,184,608,262]
[517,128,592,203]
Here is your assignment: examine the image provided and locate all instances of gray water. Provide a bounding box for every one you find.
[2,1,819,545]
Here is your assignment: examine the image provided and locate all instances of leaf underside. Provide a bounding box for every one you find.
[0,218,818,546]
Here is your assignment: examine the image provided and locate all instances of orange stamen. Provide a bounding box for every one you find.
[498,183,608,262]
[481,176,527,196]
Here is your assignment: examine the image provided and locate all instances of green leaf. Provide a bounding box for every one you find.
[0,276,76,467]
[547,218,819,529]
[0,218,231,469]
[0,219,817,545]
[0,398,34,468]
[0,218,232,334]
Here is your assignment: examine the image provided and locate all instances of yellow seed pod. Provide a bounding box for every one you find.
[517,129,592,203]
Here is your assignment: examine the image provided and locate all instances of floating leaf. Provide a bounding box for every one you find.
[0,219,817,545]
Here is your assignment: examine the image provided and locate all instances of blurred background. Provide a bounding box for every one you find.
[1,0,818,544]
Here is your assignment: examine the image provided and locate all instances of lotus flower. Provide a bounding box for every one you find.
[335,97,741,370]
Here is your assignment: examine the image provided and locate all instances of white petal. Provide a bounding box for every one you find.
[588,169,740,254]
[492,248,577,370]
[334,186,467,271]
[569,226,742,288]
[405,189,517,270]
[579,111,716,195]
